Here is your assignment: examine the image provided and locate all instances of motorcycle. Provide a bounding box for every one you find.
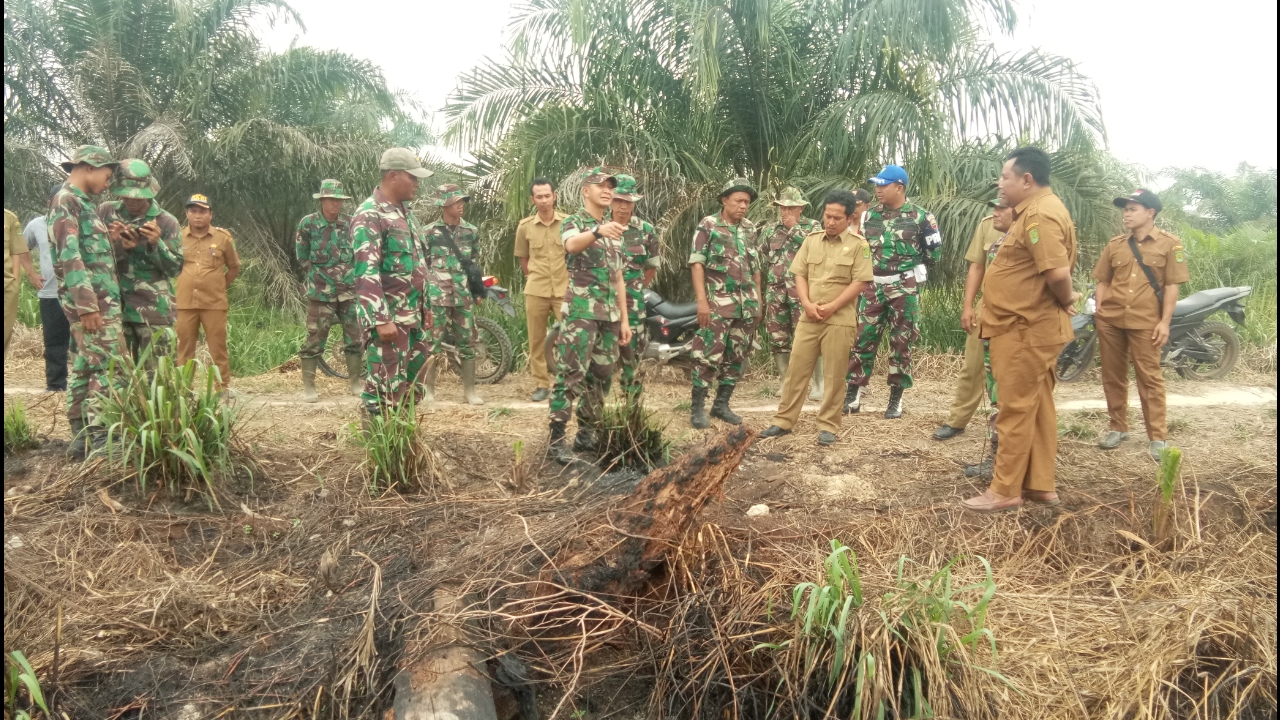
[1057,285,1252,382]
[543,288,704,374]
[318,276,516,384]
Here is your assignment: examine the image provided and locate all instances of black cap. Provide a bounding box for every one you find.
[1113,188,1162,214]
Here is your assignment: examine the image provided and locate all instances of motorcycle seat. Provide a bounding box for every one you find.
[1173,287,1243,319]
[644,290,700,319]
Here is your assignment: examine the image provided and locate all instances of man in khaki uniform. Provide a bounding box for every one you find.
[759,190,874,446]
[515,177,568,402]
[1093,189,1188,461]
[4,208,37,358]
[935,200,1010,443]
[963,147,1079,513]
[175,194,241,393]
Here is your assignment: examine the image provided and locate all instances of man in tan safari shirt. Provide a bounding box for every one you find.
[515,177,568,402]
[175,194,241,394]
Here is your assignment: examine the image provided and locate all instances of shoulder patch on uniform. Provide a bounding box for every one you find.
[1029,228,1040,244]
[862,245,871,258]
[1174,249,1185,263]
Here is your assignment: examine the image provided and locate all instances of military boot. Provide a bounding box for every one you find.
[690,387,711,429]
[300,358,320,403]
[964,440,997,479]
[843,385,862,415]
[710,384,742,425]
[421,361,439,404]
[345,352,365,397]
[573,426,599,453]
[84,423,109,457]
[809,357,824,403]
[67,417,88,459]
[884,386,905,419]
[547,421,571,465]
[772,353,790,397]
[461,358,484,406]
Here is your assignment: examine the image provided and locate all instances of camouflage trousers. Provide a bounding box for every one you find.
[123,322,173,370]
[765,283,802,354]
[299,298,363,360]
[550,317,620,425]
[67,319,127,424]
[691,316,755,390]
[618,317,649,399]
[429,299,477,360]
[362,324,432,412]
[846,282,920,389]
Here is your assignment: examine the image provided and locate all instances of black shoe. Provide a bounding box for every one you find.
[531,387,550,402]
[843,385,862,415]
[884,386,904,419]
[690,387,711,429]
[710,384,742,425]
[759,425,791,438]
[933,424,965,440]
[817,431,837,446]
[573,427,598,453]
[963,455,994,479]
[67,418,88,459]
[547,421,571,465]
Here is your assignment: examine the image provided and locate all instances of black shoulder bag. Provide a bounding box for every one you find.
[1126,235,1164,307]
[436,226,489,299]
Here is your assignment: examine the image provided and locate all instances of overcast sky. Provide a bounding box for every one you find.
[261,0,1277,175]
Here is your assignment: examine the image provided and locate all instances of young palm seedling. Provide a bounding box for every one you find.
[353,398,444,495]
[587,397,670,470]
[4,401,39,455]
[1153,444,1182,546]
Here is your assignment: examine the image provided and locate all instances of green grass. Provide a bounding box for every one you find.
[4,401,39,453]
[16,283,40,328]
[352,399,441,494]
[588,398,671,470]
[5,651,49,720]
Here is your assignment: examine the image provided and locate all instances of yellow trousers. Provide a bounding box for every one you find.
[771,321,855,434]
[525,293,562,388]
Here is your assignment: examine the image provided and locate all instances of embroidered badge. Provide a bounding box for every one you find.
[1029,228,1040,245]
[1175,250,1185,263]
[863,246,871,258]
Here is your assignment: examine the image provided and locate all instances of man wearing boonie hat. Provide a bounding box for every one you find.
[49,144,124,457]
[610,173,660,401]
[843,164,942,420]
[546,166,631,463]
[175,193,241,396]
[97,158,183,370]
[1093,188,1188,462]
[352,148,434,419]
[294,179,362,402]
[687,177,762,430]
[758,186,823,403]
[422,183,485,406]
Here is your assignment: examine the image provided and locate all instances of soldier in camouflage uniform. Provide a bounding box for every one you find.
[844,165,942,419]
[296,179,363,402]
[688,178,762,429]
[610,174,660,400]
[352,148,435,417]
[759,186,823,402]
[50,145,123,458]
[422,184,484,405]
[547,167,632,463]
[97,159,182,371]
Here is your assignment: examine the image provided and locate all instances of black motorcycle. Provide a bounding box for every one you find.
[543,288,703,373]
[1057,285,1252,382]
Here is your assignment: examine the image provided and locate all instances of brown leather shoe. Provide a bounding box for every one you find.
[961,489,1024,514]
[1023,490,1060,505]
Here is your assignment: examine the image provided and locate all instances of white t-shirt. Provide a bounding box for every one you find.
[23,216,58,300]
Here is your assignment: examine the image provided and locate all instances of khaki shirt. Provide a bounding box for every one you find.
[177,226,240,310]
[515,211,569,298]
[1091,229,1189,329]
[4,209,27,294]
[980,187,1077,346]
[964,215,1004,332]
[789,228,874,328]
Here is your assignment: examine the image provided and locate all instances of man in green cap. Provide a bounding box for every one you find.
[610,173,660,400]
[547,167,631,463]
[688,177,762,429]
[97,159,183,370]
[295,179,363,402]
[422,183,484,405]
[49,145,123,457]
[352,148,435,417]
[759,186,823,402]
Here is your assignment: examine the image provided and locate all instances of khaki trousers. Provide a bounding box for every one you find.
[988,330,1063,497]
[3,283,18,359]
[946,325,986,429]
[771,321,855,434]
[1097,320,1167,440]
[525,293,562,389]
[176,309,230,389]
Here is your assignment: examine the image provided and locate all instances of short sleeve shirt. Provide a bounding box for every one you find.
[294,212,356,302]
[965,216,1002,266]
[688,214,760,320]
[759,217,821,289]
[4,209,25,289]
[560,210,624,322]
[177,227,240,311]
[620,216,660,323]
[1091,229,1189,329]
[863,201,942,274]
[980,187,1077,346]
[515,211,569,299]
[789,229,874,327]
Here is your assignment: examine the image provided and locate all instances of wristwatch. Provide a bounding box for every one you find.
[591,227,603,240]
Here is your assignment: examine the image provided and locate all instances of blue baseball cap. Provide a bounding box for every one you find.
[869,165,908,187]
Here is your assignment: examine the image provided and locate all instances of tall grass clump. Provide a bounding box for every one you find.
[1153,445,1183,546]
[97,338,238,508]
[5,651,49,720]
[588,398,671,470]
[1182,226,1277,347]
[352,399,443,494]
[4,401,39,454]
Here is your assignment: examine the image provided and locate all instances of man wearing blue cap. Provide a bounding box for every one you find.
[843,165,942,419]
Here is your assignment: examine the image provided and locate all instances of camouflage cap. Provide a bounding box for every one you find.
[432,183,471,207]
[772,186,808,207]
[379,148,434,178]
[60,144,119,173]
[312,178,352,200]
[612,174,643,202]
[580,166,618,187]
[149,177,161,195]
[718,177,758,202]
[111,158,156,200]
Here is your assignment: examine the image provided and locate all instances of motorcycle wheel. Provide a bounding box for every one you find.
[317,325,351,379]
[473,316,513,384]
[1057,335,1096,382]
[1175,321,1240,380]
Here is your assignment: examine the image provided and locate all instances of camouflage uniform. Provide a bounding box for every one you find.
[614,175,660,398]
[688,213,761,390]
[550,208,625,426]
[295,210,362,359]
[352,186,432,411]
[845,200,941,389]
[98,160,182,366]
[759,215,821,353]
[49,147,125,426]
[422,217,480,359]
